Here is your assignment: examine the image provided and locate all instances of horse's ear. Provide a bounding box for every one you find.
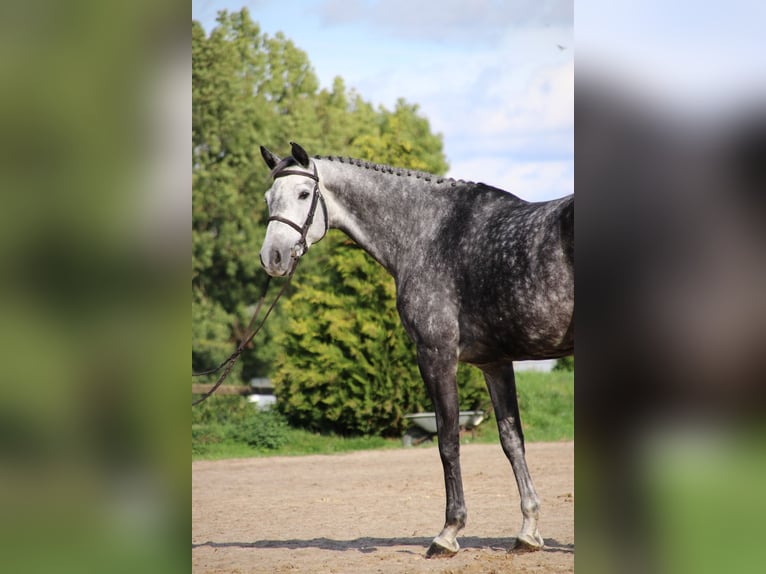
[290,142,310,168]
[260,146,280,170]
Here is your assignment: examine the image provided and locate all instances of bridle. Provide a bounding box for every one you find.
[267,161,329,259]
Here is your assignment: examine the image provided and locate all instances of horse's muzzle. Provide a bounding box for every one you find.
[260,246,292,277]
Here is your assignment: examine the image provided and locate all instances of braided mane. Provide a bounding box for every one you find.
[316,155,468,186]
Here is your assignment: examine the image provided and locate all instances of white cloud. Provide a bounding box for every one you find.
[449,60,574,142]
[312,16,575,201]
[317,0,573,45]
[336,32,574,148]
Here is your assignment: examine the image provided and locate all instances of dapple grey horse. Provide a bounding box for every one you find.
[259,142,573,557]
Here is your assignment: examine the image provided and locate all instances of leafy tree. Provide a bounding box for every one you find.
[192,12,276,379]
[192,9,347,380]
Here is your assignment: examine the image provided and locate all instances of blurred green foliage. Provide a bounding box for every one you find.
[0,2,188,573]
[645,428,766,574]
[553,354,574,371]
[192,9,485,437]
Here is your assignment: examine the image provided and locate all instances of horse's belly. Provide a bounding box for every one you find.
[458,300,573,364]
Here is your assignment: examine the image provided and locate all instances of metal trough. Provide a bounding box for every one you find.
[404,410,485,435]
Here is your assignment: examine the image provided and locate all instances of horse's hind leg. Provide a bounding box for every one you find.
[416,346,466,558]
[483,361,545,551]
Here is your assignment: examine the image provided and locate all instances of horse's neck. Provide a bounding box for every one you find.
[317,158,443,275]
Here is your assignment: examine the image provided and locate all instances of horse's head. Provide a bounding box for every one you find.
[259,142,328,276]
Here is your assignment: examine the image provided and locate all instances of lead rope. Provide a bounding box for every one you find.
[192,271,294,406]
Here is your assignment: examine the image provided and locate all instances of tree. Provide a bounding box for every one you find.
[193,9,341,379]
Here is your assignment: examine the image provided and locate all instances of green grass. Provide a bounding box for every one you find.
[192,370,573,460]
[192,426,403,461]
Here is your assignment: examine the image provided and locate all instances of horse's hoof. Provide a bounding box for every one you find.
[510,533,544,552]
[426,536,459,558]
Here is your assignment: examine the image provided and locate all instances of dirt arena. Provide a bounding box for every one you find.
[192,441,573,573]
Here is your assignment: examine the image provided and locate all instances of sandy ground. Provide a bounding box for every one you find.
[192,441,573,573]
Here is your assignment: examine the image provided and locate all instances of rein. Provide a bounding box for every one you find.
[192,160,327,406]
[191,274,292,406]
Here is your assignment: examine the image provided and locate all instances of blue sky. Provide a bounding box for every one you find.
[192,0,574,202]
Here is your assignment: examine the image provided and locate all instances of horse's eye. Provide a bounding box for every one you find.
[298,190,310,200]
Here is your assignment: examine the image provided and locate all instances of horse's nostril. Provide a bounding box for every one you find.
[274,249,281,265]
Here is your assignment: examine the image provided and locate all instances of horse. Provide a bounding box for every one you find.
[258,142,574,557]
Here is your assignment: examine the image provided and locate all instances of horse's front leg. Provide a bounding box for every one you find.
[416,346,466,558]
